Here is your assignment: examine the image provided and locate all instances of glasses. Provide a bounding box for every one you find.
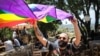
[58,37,66,40]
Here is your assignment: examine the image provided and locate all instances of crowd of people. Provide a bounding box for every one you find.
[0,27,31,52]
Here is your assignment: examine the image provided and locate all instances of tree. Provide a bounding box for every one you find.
[0,27,12,40]
[92,0,100,32]
[64,0,100,39]
[38,21,59,38]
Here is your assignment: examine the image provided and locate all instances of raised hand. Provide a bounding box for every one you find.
[28,18,37,26]
[69,18,78,25]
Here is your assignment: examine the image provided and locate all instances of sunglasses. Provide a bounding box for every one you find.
[58,37,66,40]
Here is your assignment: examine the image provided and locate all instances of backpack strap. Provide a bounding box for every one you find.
[67,43,73,56]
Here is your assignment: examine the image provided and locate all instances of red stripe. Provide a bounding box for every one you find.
[0,18,36,28]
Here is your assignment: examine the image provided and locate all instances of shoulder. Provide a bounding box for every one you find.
[46,41,56,51]
[67,42,80,50]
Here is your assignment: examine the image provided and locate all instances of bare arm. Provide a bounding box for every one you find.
[70,18,81,46]
[33,21,47,46]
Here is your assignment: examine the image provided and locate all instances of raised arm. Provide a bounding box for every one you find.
[33,20,47,46]
[70,18,81,46]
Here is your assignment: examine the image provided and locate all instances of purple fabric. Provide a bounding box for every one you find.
[29,4,57,19]
[0,0,36,18]
[33,4,57,18]
[34,6,56,19]
[29,4,73,20]
[56,9,73,20]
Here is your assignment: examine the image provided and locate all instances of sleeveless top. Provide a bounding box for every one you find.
[46,41,80,56]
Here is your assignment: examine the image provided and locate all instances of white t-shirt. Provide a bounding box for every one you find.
[14,38,21,47]
[4,40,14,51]
[12,31,17,39]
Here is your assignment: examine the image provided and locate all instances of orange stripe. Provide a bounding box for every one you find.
[0,19,28,28]
[0,19,26,23]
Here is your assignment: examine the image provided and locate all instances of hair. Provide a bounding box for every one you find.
[58,33,69,39]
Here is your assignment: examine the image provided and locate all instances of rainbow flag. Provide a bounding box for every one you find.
[0,0,73,28]
[0,0,36,28]
[0,0,36,18]
[28,4,57,23]
[29,4,73,23]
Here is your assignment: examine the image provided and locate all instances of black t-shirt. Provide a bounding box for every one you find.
[46,41,80,56]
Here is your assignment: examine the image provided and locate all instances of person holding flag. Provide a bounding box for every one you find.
[32,17,81,56]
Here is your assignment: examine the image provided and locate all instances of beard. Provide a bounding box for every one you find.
[58,40,67,48]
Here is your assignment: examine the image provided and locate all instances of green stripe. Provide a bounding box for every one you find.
[16,15,26,18]
[46,15,56,22]
[0,10,26,18]
[0,10,6,14]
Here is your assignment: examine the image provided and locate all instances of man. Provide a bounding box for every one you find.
[4,38,14,51]
[13,37,21,47]
[33,18,81,56]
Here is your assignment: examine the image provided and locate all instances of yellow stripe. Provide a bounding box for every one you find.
[0,14,25,20]
[39,17,48,23]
